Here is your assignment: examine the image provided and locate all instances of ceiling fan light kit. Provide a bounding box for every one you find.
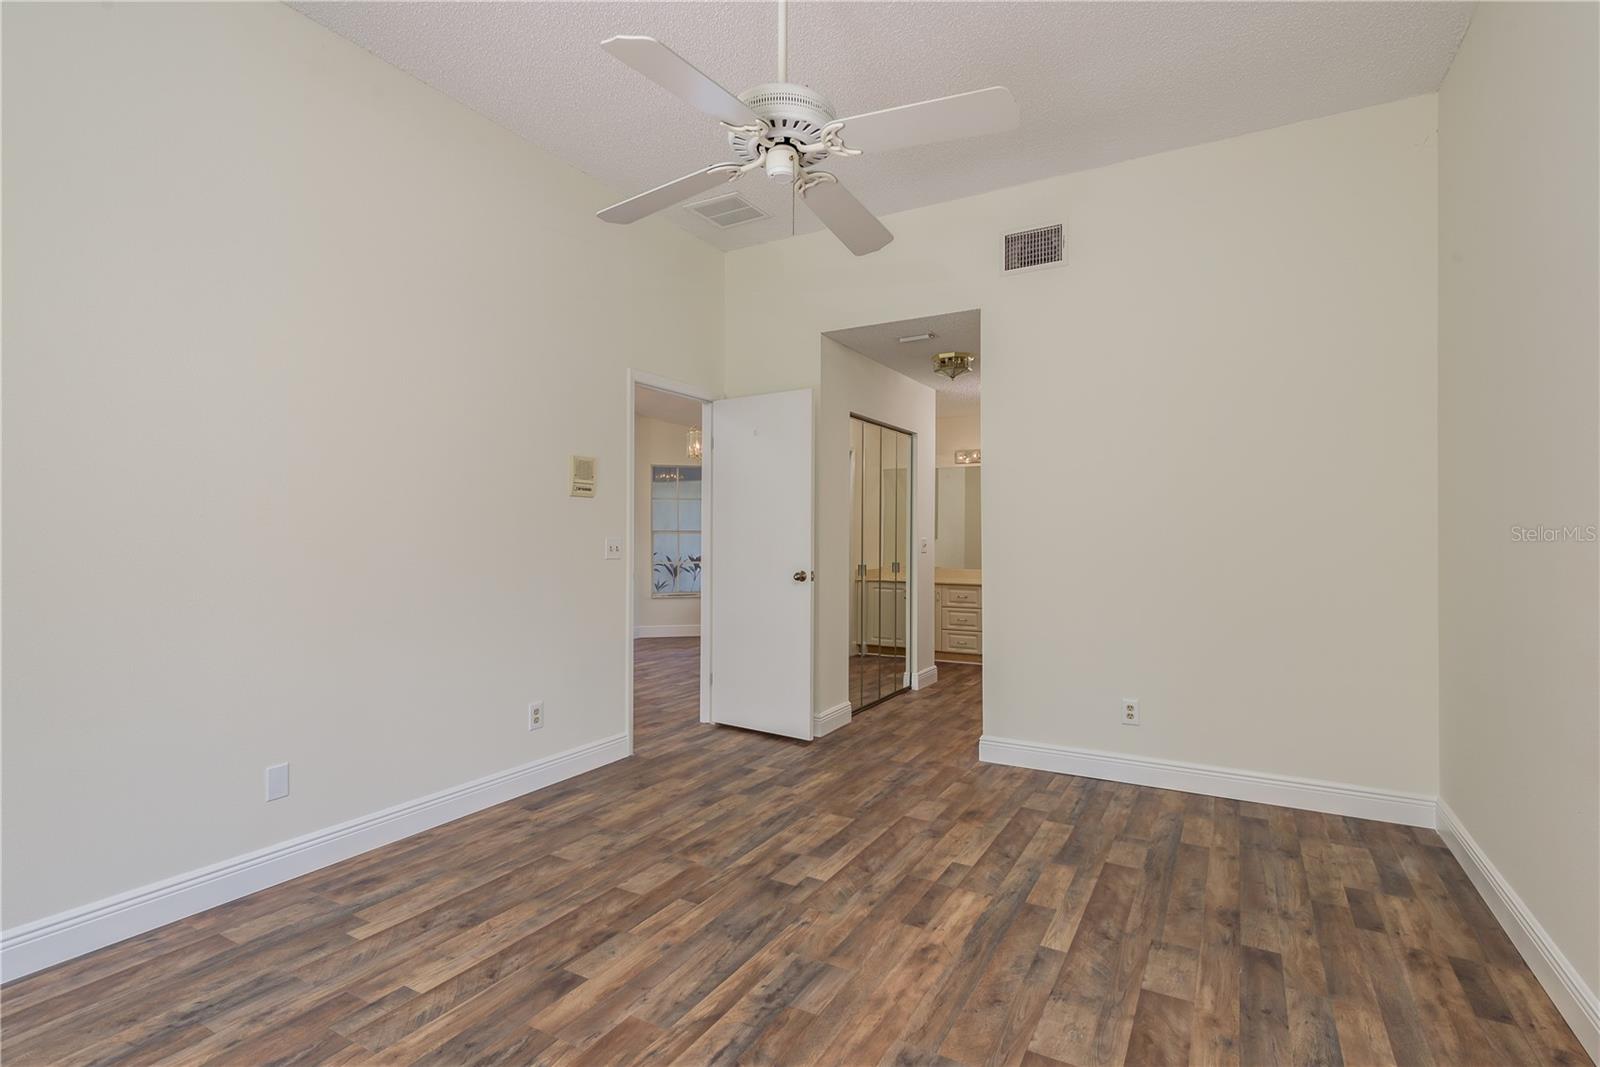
[595,0,1018,256]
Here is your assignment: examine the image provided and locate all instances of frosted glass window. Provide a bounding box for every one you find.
[650,466,702,596]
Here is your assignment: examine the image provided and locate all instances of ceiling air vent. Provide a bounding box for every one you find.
[1003,224,1064,273]
[688,193,768,229]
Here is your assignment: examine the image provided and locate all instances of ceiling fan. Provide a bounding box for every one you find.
[594,0,1019,255]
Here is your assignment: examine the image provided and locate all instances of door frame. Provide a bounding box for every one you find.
[626,369,717,756]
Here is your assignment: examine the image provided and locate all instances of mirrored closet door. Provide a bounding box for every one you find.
[849,416,912,712]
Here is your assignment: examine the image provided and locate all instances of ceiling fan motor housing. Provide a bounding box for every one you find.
[728,82,836,162]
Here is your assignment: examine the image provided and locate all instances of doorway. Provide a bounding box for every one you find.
[628,376,819,746]
[849,415,914,712]
[823,309,981,676]
[628,374,713,754]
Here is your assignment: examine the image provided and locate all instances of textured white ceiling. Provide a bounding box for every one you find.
[293,2,1471,253]
[827,309,981,416]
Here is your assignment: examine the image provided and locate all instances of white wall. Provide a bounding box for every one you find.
[728,95,1440,797]
[634,415,702,633]
[1438,0,1600,1020]
[1,2,723,929]
[820,339,937,716]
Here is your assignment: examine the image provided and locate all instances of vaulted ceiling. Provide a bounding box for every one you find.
[295,2,1471,252]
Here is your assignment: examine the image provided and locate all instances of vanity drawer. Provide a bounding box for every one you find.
[941,585,981,607]
[943,608,982,632]
[943,630,981,653]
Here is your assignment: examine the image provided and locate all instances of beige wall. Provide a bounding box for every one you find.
[634,415,702,633]
[936,415,982,466]
[728,95,1440,796]
[1,2,723,927]
[1438,0,1600,1006]
[820,339,937,717]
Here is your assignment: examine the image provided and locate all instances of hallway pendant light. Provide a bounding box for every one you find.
[686,427,703,460]
[933,351,974,380]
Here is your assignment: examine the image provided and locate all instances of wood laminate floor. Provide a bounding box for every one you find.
[2,638,1590,1066]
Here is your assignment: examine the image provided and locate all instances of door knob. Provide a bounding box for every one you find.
[793,571,808,582]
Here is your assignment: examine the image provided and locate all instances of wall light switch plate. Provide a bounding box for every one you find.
[1121,699,1140,726]
[603,537,622,560]
[265,762,290,801]
[920,537,930,554]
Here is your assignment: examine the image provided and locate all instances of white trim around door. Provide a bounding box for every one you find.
[627,371,718,742]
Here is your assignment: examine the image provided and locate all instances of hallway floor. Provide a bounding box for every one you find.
[1,639,1588,1065]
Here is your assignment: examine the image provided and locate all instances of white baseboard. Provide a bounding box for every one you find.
[913,665,939,690]
[813,701,852,737]
[0,733,630,983]
[1436,800,1600,1061]
[978,735,1436,828]
[634,624,700,638]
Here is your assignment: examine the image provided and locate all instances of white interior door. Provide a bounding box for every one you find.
[709,389,814,739]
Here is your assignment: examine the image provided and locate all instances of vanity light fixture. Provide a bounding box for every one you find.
[686,427,703,460]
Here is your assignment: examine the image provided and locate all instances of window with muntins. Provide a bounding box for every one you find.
[651,465,702,596]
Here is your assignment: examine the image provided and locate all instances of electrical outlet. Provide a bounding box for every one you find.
[528,701,544,731]
[603,537,622,560]
[1121,699,1140,726]
[265,762,290,801]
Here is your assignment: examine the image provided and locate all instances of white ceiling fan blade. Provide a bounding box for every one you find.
[800,175,893,256]
[600,36,762,127]
[597,165,742,224]
[835,86,1018,154]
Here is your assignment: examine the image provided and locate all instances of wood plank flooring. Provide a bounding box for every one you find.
[2,637,1590,1065]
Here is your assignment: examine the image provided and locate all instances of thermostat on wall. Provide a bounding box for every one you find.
[570,455,596,498]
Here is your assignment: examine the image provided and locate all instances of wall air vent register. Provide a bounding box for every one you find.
[1003,224,1064,272]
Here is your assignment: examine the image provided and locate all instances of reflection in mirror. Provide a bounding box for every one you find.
[849,417,913,712]
[935,466,982,569]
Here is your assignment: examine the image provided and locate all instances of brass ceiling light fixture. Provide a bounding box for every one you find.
[932,351,974,380]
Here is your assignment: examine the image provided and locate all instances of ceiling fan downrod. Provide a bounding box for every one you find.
[777,0,787,82]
